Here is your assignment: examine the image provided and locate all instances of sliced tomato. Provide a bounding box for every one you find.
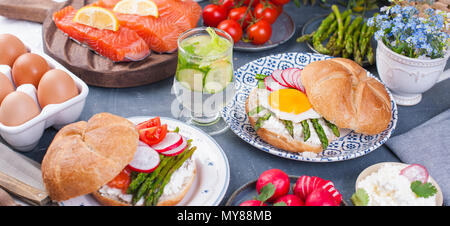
[136,117,161,131]
[107,168,131,194]
[139,124,168,145]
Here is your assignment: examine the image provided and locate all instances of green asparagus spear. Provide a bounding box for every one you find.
[282,120,294,137]
[310,119,328,149]
[301,120,310,142]
[132,155,173,204]
[367,45,374,65]
[312,12,335,54]
[151,147,197,206]
[258,80,266,89]
[323,118,340,137]
[255,74,269,80]
[353,27,362,65]
[331,5,344,49]
[320,21,337,42]
[296,32,315,43]
[326,32,337,49]
[127,172,150,194]
[248,106,266,116]
[254,112,272,131]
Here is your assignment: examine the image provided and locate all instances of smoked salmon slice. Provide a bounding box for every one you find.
[96,0,202,53]
[53,6,151,62]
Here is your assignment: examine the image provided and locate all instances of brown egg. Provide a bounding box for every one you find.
[0,72,14,104]
[12,53,49,88]
[0,34,27,67]
[37,69,79,108]
[0,91,40,126]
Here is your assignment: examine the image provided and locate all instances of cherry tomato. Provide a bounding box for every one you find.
[256,169,289,202]
[107,168,131,194]
[202,4,228,27]
[217,19,243,43]
[139,124,168,145]
[218,0,235,11]
[247,20,272,45]
[243,0,261,7]
[271,0,290,5]
[254,1,279,24]
[228,6,253,29]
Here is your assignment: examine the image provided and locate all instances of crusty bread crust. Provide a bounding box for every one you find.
[246,89,323,153]
[93,159,197,206]
[301,58,392,135]
[41,113,139,201]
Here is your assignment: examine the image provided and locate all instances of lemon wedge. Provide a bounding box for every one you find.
[113,0,159,17]
[73,6,119,31]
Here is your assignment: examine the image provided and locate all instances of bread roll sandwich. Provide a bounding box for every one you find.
[246,58,392,153]
[41,113,196,206]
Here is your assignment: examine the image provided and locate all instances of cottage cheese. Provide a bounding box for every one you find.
[357,164,436,206]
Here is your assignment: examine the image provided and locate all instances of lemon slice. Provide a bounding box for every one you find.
[113,0,159,17]
[73,6,119,31]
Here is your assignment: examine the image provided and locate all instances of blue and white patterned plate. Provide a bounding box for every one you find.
[59,116,230,206]
[221,52,398,162]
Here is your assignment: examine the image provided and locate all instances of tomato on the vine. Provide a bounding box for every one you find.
[254,1,279,24]
[228,6,253,29]
[218,0,235,11]
[247,20,272,45]
[271,0,290,5]
[243,0,261,7]
[202,4,228,27]
[217,19,243,43]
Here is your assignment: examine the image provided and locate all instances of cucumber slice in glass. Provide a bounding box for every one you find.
[176,68,205,92]
[203,61,233,94]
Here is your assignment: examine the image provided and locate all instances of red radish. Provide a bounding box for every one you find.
[292,69,305,92]
[256,169,290,202]
[239,200,268,206]
[274,194,304,206]
[151,132,183,153]
[400,164,429,184]
[128,142,160,173]
[264,75,287,91]
[305,187,339,206]
[281,68,299,88]
[161,136,188,156]
[321,180,342,205]
[271,69,289,87]
[293,175,326,201]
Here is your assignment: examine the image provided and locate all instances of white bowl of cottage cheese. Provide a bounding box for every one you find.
[354,162,443,206]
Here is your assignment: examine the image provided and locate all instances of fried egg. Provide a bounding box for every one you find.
[259,88,321,123]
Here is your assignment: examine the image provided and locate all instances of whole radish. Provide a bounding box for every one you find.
[274,194,304,206]
[239,200,268,206]
[256,169,290,202]
[305,187,339,206]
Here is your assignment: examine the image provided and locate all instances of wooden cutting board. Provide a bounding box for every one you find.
[0,142,51,205]
[0,0,178,88]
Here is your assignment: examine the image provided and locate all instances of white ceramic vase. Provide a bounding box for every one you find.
[376,40,450,106]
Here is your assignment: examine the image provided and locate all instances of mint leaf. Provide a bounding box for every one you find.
[351,188,369,206]
[256,183,276,203]
[411,181,437,198]
[273,201,287,206]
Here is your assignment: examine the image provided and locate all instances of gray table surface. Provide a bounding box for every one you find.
[14,2,450,205]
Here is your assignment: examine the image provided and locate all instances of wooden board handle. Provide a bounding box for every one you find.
[0,171,50,206]
[0,0,63,23]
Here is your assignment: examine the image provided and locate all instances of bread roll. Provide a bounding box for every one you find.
[301,58,392,135]
[41,113,139,201]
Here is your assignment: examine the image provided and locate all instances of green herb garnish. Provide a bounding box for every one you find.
[411,181,437,198]
[351,188,369,206]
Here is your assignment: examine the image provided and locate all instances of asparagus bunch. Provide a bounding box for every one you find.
[297,4,377,66]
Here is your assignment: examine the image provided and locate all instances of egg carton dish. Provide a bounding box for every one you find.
[0,49,88,152]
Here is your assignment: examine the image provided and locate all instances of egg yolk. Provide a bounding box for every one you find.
[269,89,312,114]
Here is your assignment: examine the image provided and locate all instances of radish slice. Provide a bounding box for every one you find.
[128,142,160,173]
[400,164,429,184]
[271,69,289,87]
[292,70,305,92]
[151,132,183,153]
[281,68,298,88]
[264,75,287,91]
[161,137,188,157]
[321,180,342,204]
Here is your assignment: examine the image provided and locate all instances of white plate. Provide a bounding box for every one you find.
[59,116,230,206]
[221,52,398,162]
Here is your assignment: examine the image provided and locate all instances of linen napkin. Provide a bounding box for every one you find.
[386,109,450,205]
